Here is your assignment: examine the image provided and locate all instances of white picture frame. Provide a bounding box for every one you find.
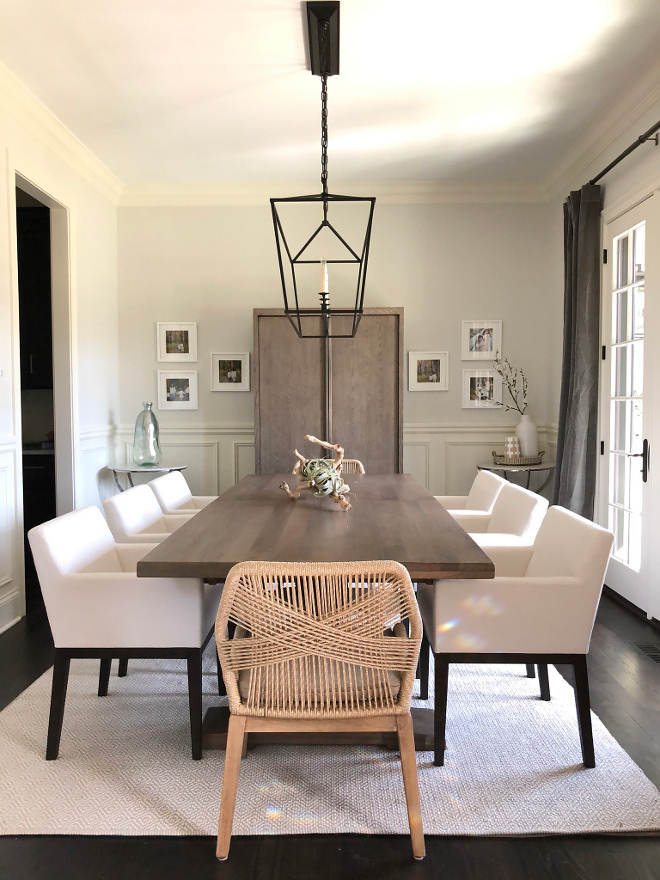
[462,370,502,408]
[461,320,502,360]
[210,352,250,391]
[408,351,449,391]
[157,322,198,362]
[157,371,198,410]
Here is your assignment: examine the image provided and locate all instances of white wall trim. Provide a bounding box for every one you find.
[233,442,256,485]
[544,57,660,198]
[0,61,123,204]
[118,180,550,208]
[602,181,660,225]
[80,427,117,443]
[0,588,21,636]
[404,422,550,435]
[116,424,255,437]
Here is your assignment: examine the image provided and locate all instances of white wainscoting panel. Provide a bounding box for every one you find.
[79,428,117,510]
[112,423,555,501]
[403,423,554,496]
[115,426,255,498]
[234,442,256,485]
[402,442,430,490]
[0,447,23,634]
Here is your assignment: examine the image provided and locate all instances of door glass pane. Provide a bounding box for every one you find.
[616,235,629,288]
[614,288,630,342]
[612,453,627,507]
[611,400,631,452]
[633,225,645,280]
[630,456,643,514]
[614,347,630,397]
[633,285,644,339]
[631,341,644,397]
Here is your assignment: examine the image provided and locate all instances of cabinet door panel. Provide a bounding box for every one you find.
[255,314,325,474]
[331,313,402,473]
[254,309,403,476]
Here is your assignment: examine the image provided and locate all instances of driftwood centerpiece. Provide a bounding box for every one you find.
[280,435,352,511]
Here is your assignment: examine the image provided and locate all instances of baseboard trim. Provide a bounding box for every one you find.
[602,585,660,633]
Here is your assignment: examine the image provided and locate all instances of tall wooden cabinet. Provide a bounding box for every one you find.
[254,308,403,474]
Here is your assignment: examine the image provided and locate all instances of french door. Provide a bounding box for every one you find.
[599,195,660,619]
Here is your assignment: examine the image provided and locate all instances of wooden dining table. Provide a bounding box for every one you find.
[137,472,495,750]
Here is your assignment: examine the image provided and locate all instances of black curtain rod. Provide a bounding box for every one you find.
[588,119,660,185]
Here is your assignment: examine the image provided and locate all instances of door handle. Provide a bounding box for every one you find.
[627,438,650,482]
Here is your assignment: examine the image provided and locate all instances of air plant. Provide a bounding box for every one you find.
[494,351,528,415]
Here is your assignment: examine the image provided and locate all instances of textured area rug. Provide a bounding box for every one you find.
[1,649,659,837]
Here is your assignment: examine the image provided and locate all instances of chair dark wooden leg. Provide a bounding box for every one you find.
[526,663,536,678]
[418,629,429,700]
[573,656,595,768]
[216,649,226,696]
[433,655,449,767]
[46,650,71,760]
[118,658,128,677]
[537,663,550,701]
[98,658,112,696]
[187,649,203,760]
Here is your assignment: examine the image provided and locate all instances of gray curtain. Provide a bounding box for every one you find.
[552,184,602,518]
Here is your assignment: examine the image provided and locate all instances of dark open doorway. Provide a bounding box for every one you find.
[16,187,56,619]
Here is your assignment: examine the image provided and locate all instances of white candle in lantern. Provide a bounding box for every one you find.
[320,260,328,293]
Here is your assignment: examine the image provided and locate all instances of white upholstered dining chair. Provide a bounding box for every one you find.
[214,559,425,861]
[28,506,223,760]
[149,470,217,515]
[416,506,614,767]
[103,483,195,543]
[452,482,549,550]
[435,469,506,519]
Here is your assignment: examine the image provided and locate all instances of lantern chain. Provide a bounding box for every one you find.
[320,21,329,218]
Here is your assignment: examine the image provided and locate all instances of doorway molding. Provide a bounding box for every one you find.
[14,173,76,515]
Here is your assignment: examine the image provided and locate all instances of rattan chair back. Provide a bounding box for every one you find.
[291,458,366,475]
[338,459,366,474]
[216,560,420,719]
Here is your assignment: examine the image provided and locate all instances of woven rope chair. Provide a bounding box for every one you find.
[292,458,366,475]
[336,458,365,474]
[215,559,425,860]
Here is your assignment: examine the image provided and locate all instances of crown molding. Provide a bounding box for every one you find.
[543,57,660,199]
[118,178,550,208]
[0,61,124,205]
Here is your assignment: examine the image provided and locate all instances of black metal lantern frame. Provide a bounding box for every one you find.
[271,1,376,339]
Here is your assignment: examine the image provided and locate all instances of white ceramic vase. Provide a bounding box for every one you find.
[516,413,538,457]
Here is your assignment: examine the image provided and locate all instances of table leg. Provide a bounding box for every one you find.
[127,473,135,487]
[112,470,124,493]
[538,469,554,494]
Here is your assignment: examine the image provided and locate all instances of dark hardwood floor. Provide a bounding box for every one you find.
[1,591,659,880]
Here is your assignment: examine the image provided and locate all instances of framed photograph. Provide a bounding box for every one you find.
[157,322,197,362]
[462,370,503,408]
[408,351,448,391]
[210,352,250,391]
[461,320,502,360]
[157,371,198,410]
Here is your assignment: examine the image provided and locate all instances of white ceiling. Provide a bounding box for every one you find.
[0,0,659,189]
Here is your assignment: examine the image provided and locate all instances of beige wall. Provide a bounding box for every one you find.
[116,199,562,495]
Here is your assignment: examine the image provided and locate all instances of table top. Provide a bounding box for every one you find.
[137,473,495,583]
[110,463,187,474]
[478,461,555,473]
